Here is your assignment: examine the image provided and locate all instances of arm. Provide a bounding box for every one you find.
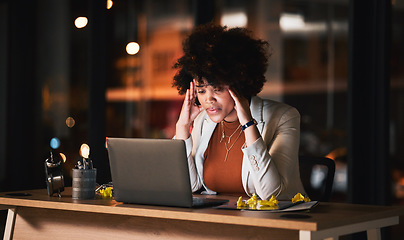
[228,90,301,200]
[243,107,301,200]
[175,81,204,192]
[182,135,203,192]
[175,81,203,140]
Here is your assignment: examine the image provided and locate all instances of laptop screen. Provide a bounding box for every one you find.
[107,138,194,207]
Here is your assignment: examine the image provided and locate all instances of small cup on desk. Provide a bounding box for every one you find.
[72,168,97,199]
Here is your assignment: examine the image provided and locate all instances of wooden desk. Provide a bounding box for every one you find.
[0,188,403,240]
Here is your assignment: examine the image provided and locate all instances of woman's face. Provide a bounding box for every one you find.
[195,79,238,123]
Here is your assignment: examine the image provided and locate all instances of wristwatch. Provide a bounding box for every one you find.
[241,119,257,131]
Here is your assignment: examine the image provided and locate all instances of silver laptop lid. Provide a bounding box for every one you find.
[107,138,193,207]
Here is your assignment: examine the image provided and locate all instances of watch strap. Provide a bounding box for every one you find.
[241,119,257,131]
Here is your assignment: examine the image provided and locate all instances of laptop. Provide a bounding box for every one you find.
[106,137,228,208]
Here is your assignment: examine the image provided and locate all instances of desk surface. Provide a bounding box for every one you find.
[1,188,404,233]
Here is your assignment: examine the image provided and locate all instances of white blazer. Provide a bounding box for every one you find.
[183,96,306,200]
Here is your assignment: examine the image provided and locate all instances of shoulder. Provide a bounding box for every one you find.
[251,96,300,122]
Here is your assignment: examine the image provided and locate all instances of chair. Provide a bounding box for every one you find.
[299,156,335,202]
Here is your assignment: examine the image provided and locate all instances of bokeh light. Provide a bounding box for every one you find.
[80,143,90,158]
[221,12,248,28]
[50,137,61,149]
[66,117,75,128]
[279,13,305,31]
[106,0,113,9]
[75,17,88,29]
[126,42,140,55]
[60,153,67,163]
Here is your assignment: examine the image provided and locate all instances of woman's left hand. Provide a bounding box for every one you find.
[228,89,253,126]
[228,89,260,147]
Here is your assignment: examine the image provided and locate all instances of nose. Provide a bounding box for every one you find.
[205,91,216,104]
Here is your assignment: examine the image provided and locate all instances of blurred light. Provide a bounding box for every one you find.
[106,0,113,9]
[221,12,247,28]
[50,137,61,149]
[60,153,67,163]
[66,117,75,128]
[126,42,140,55]
[310,165,327,189]
[80,144,90,158]
[279,13,305,31]
[325,147,346,161]
[75,17,88,29]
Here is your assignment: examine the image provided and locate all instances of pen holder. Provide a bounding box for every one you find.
[72,168,97,199]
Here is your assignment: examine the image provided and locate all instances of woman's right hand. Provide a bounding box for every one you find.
[175,81,203,140]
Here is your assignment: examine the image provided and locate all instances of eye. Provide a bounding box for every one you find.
[197,89,205,94]
[214,87,224,92]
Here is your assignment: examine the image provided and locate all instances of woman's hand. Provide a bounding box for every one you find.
[176,81,203,140]
[228,89,260,147]
[228,89,253,126]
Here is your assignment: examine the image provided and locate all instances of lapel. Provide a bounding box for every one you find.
[195,114,217,177]
[199,116,217,149]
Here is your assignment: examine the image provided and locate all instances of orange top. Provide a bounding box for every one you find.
[203,120,246,196]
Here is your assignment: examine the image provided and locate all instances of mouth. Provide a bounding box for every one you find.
[206,107,220,114]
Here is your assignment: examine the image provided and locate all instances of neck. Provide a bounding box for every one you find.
[223,109,238,122]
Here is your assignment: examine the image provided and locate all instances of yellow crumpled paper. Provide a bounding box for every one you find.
[237,194,279,210]
[237,194,258,208]
[246,194,258,207]
[258,195,279,210]
[237,196,248,208]
[237,193,310,210]
[258,195,279,207]
[292,193,311,203]
[99,187,113,198]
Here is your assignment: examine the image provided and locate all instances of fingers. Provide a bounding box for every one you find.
[180,82,201,122]
[184,88,190,105]
[189,81,195,104]
[228,89,252,122]
[228,89,237,101]
[228,89,241,109]
[190,80,200,106]
[189,81,193,96]
[185,82,196,104]
[229,88,244,102]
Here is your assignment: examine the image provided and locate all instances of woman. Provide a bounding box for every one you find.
[173,23,305,200]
